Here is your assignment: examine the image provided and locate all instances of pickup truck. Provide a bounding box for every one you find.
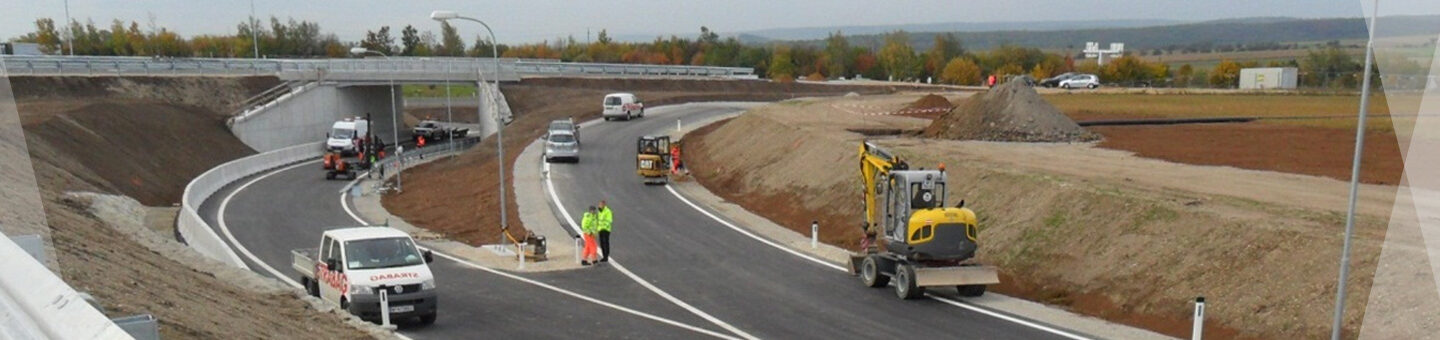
[411,120,469,143]
[293,227,438,325]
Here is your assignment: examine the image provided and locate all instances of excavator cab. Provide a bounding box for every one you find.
[636,136,671,184]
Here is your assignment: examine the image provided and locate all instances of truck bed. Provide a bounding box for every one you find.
[291,248,319,279]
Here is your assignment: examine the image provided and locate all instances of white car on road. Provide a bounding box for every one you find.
[1059,74,1101,89]
[602,93,645,121]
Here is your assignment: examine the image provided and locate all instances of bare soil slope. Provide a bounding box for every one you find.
[12,76,372,339]
[688,94,1392,339]
[384,78,900,245]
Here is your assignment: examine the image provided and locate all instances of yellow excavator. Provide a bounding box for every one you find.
[636,135,670,185]
[850,141,999,299]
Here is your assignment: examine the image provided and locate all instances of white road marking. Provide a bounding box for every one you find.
[337,173,736,340]
[218,160,315,289]
[660,132,1096,340]
[544,156,760,340]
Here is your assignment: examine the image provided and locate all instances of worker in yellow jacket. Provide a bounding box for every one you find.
[580,206,600,265]
[597,200,613,263]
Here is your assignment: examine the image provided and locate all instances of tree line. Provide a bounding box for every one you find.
[12,17,1373,89]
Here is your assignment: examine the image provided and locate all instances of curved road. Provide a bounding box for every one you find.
[205,103,1085,339]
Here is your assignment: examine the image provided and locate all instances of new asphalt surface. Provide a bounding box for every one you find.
[204,103,1081,339]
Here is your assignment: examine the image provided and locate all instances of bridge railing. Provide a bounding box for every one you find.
[0,55,754,79]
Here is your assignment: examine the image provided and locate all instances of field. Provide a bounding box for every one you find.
[401,84,479,98]
[1043,93,1405,185]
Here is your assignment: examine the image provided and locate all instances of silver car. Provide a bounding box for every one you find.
[544,130,580,163]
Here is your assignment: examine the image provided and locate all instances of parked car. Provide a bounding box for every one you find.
[411,120,469,143]
[602,93,644,121]
[1059,74,1101,89]
[547,118,579,145]
[1038,72,1079,88]
[544,130,580,163]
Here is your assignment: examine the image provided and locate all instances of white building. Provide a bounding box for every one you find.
[1239,67,1298,89]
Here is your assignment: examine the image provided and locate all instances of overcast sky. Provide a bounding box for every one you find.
[4,1,1436,44]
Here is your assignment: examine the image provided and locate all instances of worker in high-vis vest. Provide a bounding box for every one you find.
[580,206,600,265]
[597,200,613,263]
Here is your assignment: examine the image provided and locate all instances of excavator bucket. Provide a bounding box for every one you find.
[914,265,1000,287]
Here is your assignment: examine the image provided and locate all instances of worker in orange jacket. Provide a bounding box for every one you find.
[580,206,600,265]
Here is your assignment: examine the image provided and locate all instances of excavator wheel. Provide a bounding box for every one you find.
[860,254,889,288]
[957,284,987,297]
[894,263,924,299]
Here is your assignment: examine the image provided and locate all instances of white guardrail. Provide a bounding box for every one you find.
[1,232,132,339]
[0,55,755,79]
[178,142,323,269]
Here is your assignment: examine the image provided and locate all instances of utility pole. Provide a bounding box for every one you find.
[250,0,260,59]
[63,0,74,55]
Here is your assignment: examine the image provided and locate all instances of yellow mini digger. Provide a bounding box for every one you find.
[636,135,670,185]
[851,141,999,299]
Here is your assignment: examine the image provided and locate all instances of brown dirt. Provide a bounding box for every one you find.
[923,81,1099,142]
[1090,123,1405,185]
[12,76,372,339]
[687,94,1393,339]
[383,78,901,246]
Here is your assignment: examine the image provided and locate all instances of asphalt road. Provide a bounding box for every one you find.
[205,103,1082,339]
[200,156,729,338]
[546,103,1074,339]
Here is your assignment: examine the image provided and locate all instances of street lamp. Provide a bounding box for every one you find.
[350,47,403,192]
[431,10,509,233]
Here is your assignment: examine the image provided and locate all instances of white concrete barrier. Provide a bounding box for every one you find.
[0,231,132,339]
[177,142,323,269]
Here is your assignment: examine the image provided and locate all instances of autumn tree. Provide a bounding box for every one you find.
[940,57,981,85]
[361,26,395,55]
[767,45,797,82]
[1209,60,1242,88]
[878,31,919,80]
[923,33,964,79]
[823,31,851,79]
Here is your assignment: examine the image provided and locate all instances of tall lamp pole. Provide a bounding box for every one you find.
[250,0,260,58]
[432,10,507,233]
[1330,1,1380,339]
[63,0,73,55]
[350,47,402,192]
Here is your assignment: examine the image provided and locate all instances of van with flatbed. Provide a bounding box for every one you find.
[292,226,438,325]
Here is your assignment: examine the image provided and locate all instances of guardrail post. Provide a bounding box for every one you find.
[380,289,393,328]
[518,241,526,270]
[574,237,581,264]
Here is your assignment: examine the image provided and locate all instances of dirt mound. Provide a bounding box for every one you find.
[905,94,954,110]
[385,78,894,245]
[923,81,1097,142]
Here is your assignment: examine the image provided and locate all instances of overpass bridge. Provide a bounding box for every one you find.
[1,55,755,151]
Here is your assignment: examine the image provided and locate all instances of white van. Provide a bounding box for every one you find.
[293,227,438,325]
[602,93,645,121]
[326,118,369,155]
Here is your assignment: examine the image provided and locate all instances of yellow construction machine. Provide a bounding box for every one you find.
[636,135,670,185]
[850,141,999,299]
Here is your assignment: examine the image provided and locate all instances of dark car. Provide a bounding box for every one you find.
[1039,72,1079,88]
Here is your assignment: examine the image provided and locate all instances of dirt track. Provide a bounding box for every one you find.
[686,93,1394,339]
[11,76,375,339]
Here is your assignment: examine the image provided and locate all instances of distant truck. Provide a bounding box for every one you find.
[326,118,369,156]
[292,227,438,325]
[411,120,469,143]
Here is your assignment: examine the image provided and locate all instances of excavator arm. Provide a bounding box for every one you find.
[858,141,906,244]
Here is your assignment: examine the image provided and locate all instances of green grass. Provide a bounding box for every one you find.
[1042,93,1395,132]
[402,84,478,98]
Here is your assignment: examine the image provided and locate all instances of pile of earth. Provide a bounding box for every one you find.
[923,81,1098,142]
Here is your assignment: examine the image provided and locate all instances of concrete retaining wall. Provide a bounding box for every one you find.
[177,142,322,269]
[230,84,402,152]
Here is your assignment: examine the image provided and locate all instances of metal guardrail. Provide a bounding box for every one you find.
[178,142,324,269]
[0,55,754,79]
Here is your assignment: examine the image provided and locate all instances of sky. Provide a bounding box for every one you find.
[4,0,1437,44]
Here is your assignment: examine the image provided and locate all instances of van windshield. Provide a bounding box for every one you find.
[605,97,621,105]
[345,237,424,270]
[331,128,355,140]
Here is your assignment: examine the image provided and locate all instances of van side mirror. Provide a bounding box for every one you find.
[325,259,341,272]
[423,250,434,264]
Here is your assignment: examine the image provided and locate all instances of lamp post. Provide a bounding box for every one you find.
[63,0,73,55]
[250,0,260,59]
[350,47,402,192]
[432,10,508,233]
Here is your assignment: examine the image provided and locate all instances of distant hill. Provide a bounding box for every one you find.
[737,19,1184,41]
[786,15,1440,52]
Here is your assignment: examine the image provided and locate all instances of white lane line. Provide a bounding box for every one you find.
[545,146,759,340]
[218,161,315,289]
[663,161,1094,340]
[337,176,736,340]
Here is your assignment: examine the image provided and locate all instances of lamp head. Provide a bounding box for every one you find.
[349,47,369,55]
[430,10,459,21]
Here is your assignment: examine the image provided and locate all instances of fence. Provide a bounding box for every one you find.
[0,55,754,79]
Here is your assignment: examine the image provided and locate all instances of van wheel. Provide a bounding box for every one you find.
[1061,83,1070,89]
[626,111,633,121]
[1088,84,1098,89]
[340,298,350,311]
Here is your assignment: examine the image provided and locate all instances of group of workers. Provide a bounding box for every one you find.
[579,200,614,265]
